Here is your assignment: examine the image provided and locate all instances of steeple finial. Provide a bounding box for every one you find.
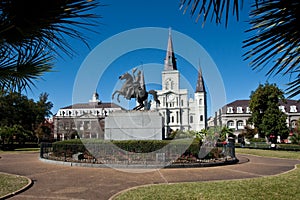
[164,28,177,70]
[196,62,205,93]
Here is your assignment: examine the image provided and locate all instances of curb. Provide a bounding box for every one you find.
[39,157,243,169]
[0,173,33,200]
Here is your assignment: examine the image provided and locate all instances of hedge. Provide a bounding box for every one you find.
[52,139,203,158]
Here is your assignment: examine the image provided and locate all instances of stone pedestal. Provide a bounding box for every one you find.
[105,110,164,140]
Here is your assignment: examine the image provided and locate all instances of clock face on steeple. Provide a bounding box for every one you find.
[167,93,175,102]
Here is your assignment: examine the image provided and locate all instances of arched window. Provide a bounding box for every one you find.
[227,120,235,128]
[237,120,244,129]
[190,116,194,123]
[199,98,202,105]
[291,120,297,128]
[200,115,203,121]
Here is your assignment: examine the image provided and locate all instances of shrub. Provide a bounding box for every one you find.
[51,139,203,158]
[250,138,266,143]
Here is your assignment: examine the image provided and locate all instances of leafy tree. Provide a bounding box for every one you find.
[241,125,258,139]
[248,83,289,140]
[179,0,300,98]
[0,91,53,144]
[35,93,53,123]
[220,126,234,141]
[0,124,31,145]
[0,0,101,92]
[290,119,300,145]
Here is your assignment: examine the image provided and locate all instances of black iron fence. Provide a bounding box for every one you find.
[40,140,237,167]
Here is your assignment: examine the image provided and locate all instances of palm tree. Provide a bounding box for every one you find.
[179,0,300,98]
[220,126,234,141]
[0,0,101,92]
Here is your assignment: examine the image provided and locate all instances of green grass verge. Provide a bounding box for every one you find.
[14,148,40,152]
[114,149,300,200]
[236,148,300,160]
[0,173,29,198]
[115,167,300,200]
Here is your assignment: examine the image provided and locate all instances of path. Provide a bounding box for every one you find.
[0,152,299,200]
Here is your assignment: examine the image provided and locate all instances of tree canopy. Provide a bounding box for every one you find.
[0,91,53,144]
[248,83,289,140]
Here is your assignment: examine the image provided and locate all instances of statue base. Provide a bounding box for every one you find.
[104,110,164,140]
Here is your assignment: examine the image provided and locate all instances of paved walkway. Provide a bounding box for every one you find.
[0,152,299,200]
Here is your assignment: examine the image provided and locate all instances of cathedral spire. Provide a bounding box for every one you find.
[196,66,205,93]
[164,28,177,71]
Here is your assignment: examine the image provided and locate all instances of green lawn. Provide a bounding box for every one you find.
[114,149,300,200]
[236,148,300,160]
[0,173,29,198]
[14,148,40,152]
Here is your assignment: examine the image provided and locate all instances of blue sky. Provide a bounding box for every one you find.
[27,0,298,117]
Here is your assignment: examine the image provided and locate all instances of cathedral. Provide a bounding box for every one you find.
[150,30,207,137]
[54,29,208,141]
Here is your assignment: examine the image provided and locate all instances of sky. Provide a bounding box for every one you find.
[27,0,298,118]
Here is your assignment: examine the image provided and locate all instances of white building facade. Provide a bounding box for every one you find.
[208,99,300,141]
[53,92,123,140]
[150,30,207,138]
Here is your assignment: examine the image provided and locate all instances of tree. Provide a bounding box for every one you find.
[290,119,300,145]
[0,91,53,144]
[241,125,258,140]
[248,83,289,141]
[221,126,234,140]
[179,0,300,98]
[0,0,101,92]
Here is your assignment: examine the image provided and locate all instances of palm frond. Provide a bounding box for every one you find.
[0,42,53,92]
[0,0,101,56]
[243,0,300,98]
[286,73,300,98]
[179,0,244,27]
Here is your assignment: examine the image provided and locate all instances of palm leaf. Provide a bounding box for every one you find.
[0,0,101,56]
[286,73,300,98]
[179,0,243,27]
[0,0,101,92]
[0,42,53,92]
[243,0,300,98]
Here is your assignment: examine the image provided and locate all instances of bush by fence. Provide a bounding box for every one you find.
[40,139,236,166]
[237,142,300,151]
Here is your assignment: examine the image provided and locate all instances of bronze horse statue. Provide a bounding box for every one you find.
[112,69,160,110]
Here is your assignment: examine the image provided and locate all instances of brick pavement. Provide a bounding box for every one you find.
[0,152,299,200]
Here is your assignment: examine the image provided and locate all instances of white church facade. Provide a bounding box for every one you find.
[150,30,207,137]
[53,30,208,140]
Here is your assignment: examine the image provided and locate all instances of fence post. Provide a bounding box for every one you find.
[227,137,236,160]
[40,142,44,158]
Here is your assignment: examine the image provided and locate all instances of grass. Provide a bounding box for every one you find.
[236,148,300,160]
[114,149,300,200]
[14,148,40,152]
[0,148,40,153]
[0,173,29,198]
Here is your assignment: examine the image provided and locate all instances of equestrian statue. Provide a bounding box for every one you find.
[112,68,160,110]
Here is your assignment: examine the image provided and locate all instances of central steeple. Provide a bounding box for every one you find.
[196,67,205,93]
[164,28,177,71]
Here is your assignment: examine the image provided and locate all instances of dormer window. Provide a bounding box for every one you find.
[246,107,251,113]
[279,106,285,112]
[227,107,233,113]
[237,107,243,113]
[290,105,297,113]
